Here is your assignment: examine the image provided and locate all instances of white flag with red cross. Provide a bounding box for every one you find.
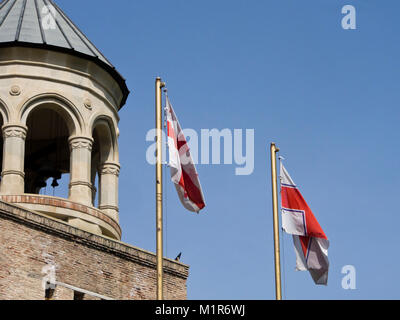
[165,96,206,213]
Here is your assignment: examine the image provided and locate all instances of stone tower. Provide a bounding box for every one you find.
[0,0,188,300]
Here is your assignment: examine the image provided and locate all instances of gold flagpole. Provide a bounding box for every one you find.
[270,142,282,300]
[156,77,165,300]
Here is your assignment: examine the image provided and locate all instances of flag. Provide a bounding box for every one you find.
[280,162,329,285]
[165,96,206,213]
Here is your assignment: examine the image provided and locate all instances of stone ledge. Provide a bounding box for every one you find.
[0,194,121,239]
[0,200,189,280]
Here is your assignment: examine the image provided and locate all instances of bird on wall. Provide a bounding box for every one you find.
[175,252,182,262]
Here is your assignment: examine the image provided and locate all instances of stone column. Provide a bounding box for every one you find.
[68,136,93,206]
[0,124,27,195]
[98,162,120,222]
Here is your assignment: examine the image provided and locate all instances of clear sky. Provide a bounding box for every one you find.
[55,0,400,299]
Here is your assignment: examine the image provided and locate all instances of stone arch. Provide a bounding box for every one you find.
[90,115,119,217]
[19,94,83,196]
[24,108,71,195]
[19,93,83,136]
[0,97,10,124]
[90,115,118,163]
[0,99,6,190]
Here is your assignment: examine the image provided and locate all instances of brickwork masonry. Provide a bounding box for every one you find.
[0,201,188,300]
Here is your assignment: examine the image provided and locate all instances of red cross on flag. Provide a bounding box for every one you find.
[165,96,206,213]
[280,162,329,285]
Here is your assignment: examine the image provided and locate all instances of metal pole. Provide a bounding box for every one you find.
[270,142,282,300]
[156,77,165,300]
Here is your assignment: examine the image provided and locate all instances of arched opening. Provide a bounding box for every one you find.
[25,106,70,196]
[91,132,100,207]
[0,115,3,183]
[91,120,114,207]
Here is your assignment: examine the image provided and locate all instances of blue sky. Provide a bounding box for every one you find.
[55,0,400,299]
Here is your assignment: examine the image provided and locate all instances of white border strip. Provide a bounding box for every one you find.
[55,281,114,300]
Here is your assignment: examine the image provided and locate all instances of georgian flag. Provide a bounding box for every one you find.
[280,163,329,285]
[165,97,206,213]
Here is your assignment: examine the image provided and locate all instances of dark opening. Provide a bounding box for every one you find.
[25,107,70,196]
[45,286,55,300]
[73,291,85,300]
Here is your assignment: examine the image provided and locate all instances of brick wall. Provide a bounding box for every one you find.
[0,201,188,300]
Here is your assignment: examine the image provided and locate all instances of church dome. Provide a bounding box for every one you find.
[0,0,129,108]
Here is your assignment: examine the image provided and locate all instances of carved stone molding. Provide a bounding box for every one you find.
[99,205,119,212]
[69,181,93,189]
[2,125,27,140]
[9,85,21,96]
[68,137,93,151]
[99,163,120,177]
[1,170,25,178]
[70,141,92,151]
[84,98,92,110]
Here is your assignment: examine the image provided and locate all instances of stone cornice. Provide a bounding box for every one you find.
[0,57,121,114]
[0,60,119,121]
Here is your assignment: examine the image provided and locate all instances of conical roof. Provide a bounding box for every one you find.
[0,0,129,108]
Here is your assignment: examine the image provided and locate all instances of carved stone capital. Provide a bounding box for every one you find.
[98,162,120,177]
[68,136,93,151]
[2,124,28,140]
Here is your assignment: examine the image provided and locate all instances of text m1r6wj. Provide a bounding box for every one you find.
[199,304,246,317]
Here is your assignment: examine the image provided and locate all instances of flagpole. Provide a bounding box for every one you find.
[270,142,282,300]
[156,77,165,300]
